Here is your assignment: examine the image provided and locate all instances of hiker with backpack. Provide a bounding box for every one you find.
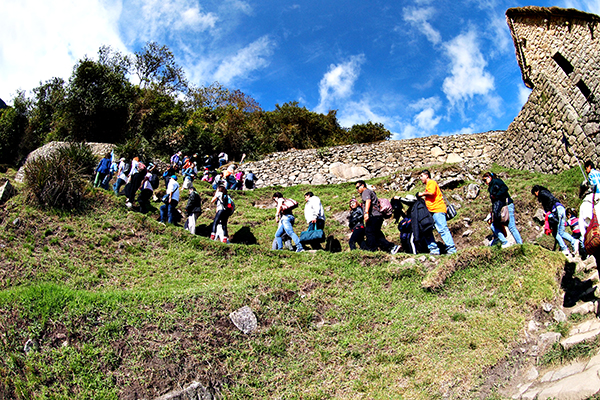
[245,171,256,189]
[137,168,155,214]
[113,158,128,195]
[272,192,304,252]
[482,172,523,248]
[125,157,146,207]
[355,180,400,254]
[347,198,365,250]
[159,175,180,224]
[532,184,579,257]
[210,185,234,243]
[417,170,457,255]
[186,186,202,235]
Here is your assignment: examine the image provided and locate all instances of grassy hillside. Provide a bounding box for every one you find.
[0,164,592,399]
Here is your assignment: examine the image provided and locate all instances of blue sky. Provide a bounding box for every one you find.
[1,0,599,139]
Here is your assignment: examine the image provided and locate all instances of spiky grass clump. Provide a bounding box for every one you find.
[23,142,95,210]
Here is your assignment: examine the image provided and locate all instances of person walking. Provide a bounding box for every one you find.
[186,186,202,235]
[417,170,457,255]
[159,175,180,224]
[272,192,304,252]
[355,180,400,254]
[347,198,365,250]
[304,192,325,230]
[532,185,578,256]
[210,186,233,243]
[482,172,523,247]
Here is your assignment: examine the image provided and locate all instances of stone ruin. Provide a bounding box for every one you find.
[498,6,600,174]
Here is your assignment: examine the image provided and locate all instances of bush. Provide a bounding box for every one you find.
[24,142,95,210]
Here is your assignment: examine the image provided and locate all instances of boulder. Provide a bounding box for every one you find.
[465,183,480,200]
[229,306,258,334]
[329,162,371,181]
[446,153,464,163]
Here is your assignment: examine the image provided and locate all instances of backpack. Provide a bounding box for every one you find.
[149,173,160,190]
[122,162,131,176]
[378,198,393,219]
[224,195,235,213]
[585,193,600,254]
[280,198,298,212]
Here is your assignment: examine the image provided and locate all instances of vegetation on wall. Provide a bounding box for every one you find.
[0,42,391,166]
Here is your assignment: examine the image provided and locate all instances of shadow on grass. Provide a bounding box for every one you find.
[561,260,597,308]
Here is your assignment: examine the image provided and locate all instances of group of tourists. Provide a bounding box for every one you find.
[95,148,600,260]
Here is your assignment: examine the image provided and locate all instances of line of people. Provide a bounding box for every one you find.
[96,149,599,260]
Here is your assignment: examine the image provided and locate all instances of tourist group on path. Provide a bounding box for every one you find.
[94,150,600,265]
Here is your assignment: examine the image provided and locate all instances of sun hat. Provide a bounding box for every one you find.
[400,194,417,204]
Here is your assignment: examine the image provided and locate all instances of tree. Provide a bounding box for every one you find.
[0,91,31,165]
[65,49,136,143]
[346,122,391,144]
[134,42,188,95]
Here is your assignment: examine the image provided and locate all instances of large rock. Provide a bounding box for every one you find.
[328,162,371,180]
[446,153,464,163]
[0,180,16,204]
[465,183,480,200]
[229,306,258,334]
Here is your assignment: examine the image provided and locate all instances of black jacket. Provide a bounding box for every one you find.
[489,177,512,223]
[536,187,560,213]
[488,177,513,205]
[410,198,434,244]
[186,191,202,214]
[348,206,364,231]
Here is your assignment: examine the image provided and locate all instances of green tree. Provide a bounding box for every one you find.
[64,48,135,143]
[0,92,31,165]
[133,42,188,95]
[346,121,391,144]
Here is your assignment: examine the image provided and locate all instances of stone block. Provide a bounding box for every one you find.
[0,180,16,205]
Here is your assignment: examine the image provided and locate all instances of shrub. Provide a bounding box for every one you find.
[24,142,95,210]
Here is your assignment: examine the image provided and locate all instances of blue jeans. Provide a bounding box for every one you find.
[113,178,126,195]
[160,200,179,224]
[275,215,303,251]
[555,205,577,252]
[491,203,523,245]
[425,212,456,254]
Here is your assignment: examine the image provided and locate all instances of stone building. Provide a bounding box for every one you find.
[499,6,600,173]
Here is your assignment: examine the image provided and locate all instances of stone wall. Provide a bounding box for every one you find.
[499,6,600,173]
[242,131,502,189]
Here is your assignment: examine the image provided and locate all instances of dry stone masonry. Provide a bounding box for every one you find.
[500,6,600,174]
[242,131,502,189]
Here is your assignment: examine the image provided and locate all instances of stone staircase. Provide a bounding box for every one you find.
[506,255,600,400]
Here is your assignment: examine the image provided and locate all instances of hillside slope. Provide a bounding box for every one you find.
[0,164,597,399]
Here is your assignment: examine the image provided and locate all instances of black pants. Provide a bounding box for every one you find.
[364,215,394,252]
[212,209,231,237]
[349,226,365,250]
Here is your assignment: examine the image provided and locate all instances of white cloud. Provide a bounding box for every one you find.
[315,54,366,113]
[213,36,275,85]
[517,85,532,107]
[561,0,600,14]
[402,6,442,45]
[0,0,126,99]
[137,0,218,38]
[175,7,218,32]
[336,99,394,129]
[442,30,495,106]
[410,97,442,131]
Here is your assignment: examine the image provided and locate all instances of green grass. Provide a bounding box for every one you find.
[0,164,594,399]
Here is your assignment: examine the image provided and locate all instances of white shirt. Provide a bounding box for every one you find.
[167,179,180,202]
[142,172,153,191]
[304,196,325,223]
[117,161,127,181]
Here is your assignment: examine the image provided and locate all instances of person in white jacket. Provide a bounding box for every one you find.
[304,192,325,230]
